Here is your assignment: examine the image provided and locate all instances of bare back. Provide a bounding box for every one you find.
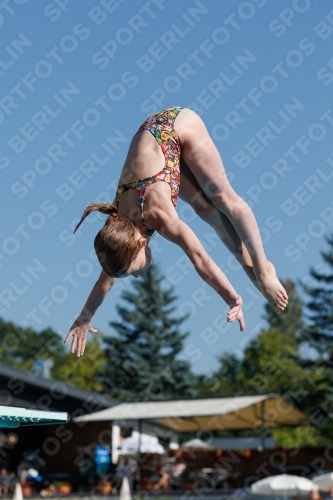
[116,107,184,230]
[118,130,165,184]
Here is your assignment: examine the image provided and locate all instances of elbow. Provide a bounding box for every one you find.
[97,277,115,293]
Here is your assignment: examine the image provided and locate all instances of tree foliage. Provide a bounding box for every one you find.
[271,425,330,448]
[299,234,333,439]
[98,263,198,401]
[302,234,333,357]
[0,320,63,371]
[168,243,333,445]
[197,353,241,395]
[0,319,104,391]
[52,333,106,392]
[235,328,304,394]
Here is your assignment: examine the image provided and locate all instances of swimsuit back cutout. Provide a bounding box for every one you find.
[115,106,183,231]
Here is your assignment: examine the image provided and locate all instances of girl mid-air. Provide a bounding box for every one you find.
[64,107,288,357]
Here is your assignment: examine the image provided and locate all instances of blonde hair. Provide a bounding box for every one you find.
[74,203,144,277]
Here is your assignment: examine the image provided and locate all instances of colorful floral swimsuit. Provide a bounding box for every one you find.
[115,106,183,231]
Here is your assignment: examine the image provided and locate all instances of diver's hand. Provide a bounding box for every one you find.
[227,297,245,331]
[64,318,97,357]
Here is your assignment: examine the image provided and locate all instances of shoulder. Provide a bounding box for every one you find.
[143,184,178,228]
[144,205,179,233]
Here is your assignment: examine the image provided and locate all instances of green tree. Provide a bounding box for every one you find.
[261,279,329,443]
[0,319,104,391]
[302,234,333,357]
[202,326,322,447]
[300,234,333,439]
[235,328,305,394]
[200,279,305,397]
[52,333,107,392]
[198,277,330,446]
[271,424,330,448]
[197,353,241,395]
[0,320,64,371]
[98,263,198,401]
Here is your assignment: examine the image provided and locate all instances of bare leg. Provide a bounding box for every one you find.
[179,159,262,291]
[176,109,288,311]
[153,474,169,492]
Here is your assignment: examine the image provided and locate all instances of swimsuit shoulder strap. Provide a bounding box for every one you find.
[116,178,157,231]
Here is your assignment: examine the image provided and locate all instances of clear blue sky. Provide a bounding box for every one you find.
[1,0,333,375]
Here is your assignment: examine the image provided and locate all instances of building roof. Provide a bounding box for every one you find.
[0,363,119,415]
[73,393,309,431]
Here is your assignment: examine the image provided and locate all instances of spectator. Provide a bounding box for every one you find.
[0,468,9,495]
[16,461,29,483]
[310,489,323,500]
[154,457,186,492]
[114,459,135,492]
[40,483,57,497]
[325,487,333,500]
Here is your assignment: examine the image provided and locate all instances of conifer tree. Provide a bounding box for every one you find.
[98,263,198,401]
[197,353,241,395]
[302,234,333,356]
[301,234,333,434]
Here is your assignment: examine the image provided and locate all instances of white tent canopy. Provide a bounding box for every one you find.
[117,435,164,454]
[251,474,315,495]
[180,438,210,449]
[73,394,308,432]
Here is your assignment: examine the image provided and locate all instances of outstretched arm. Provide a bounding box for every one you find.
[64,270,116,357]
[156,214,245,330]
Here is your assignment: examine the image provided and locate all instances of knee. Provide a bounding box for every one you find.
[201,182,236,212]
[212,190,247,216]
[192,199,217,222]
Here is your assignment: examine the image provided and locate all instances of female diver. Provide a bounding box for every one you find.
[64,107,288,356]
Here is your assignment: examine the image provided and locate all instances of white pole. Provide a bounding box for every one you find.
[112,422,121,464]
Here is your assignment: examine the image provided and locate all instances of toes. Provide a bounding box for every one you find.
[272,300,287,313]
[278,289,288,300]
[270,302,280,313]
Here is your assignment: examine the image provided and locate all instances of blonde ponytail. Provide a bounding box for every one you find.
[74,203,118,234]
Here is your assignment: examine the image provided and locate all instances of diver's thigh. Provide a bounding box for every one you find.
[176,108,233,198]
